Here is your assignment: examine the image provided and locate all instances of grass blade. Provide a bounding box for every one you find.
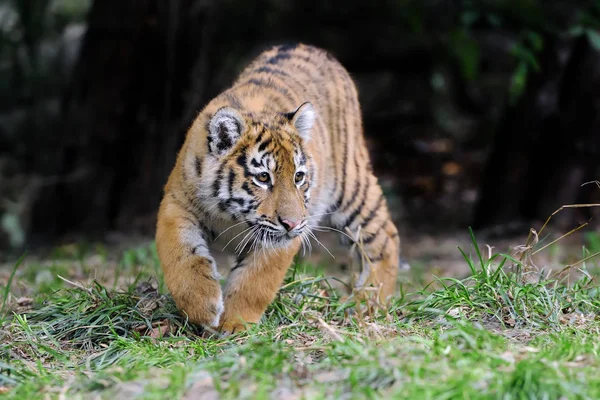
[1,253,26,318]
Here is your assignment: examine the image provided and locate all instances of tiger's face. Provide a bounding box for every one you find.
[198,103,316,246]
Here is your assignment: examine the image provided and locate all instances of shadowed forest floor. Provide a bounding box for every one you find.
[1,228,599,399]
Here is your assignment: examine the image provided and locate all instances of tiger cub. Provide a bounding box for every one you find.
[156,43,400,333]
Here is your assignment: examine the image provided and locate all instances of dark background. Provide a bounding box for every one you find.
[2,0,600,254]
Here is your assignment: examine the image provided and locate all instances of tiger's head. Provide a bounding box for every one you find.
[195,102,316,247]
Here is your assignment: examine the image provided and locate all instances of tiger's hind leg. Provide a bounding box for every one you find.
[330,175,400,306]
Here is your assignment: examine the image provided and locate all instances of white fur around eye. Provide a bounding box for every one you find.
[294,167,307,186]
[252,179,269,189]
[252,171,273,188]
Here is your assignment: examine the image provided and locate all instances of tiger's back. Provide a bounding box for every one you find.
[156,44,400,333]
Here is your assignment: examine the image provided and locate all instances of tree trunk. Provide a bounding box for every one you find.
[474,35,600,231]
[29,0,200,243]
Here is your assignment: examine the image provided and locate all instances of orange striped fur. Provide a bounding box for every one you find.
[156,44,400,333]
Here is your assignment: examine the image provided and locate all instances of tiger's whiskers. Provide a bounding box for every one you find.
[214,220,250,241]
[305,228,335,259]
[223,224,255,252]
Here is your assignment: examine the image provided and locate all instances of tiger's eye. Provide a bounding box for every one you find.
[257,172,270,183]
[295,171,305,184]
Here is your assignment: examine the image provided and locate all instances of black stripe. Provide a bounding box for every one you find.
[267,52,292,64]
[362,225,383,245]
[298,149,307,165]
[347,154,362,210]
[225,167,250,212]
[340,157,363,212]
[237,153,247,167]
[361,237,389,264]
[237,153,253,178]
[212,163,225,197]
[366,255,384,263]
[228,169,235,195]
[231,264,244,272]
[195,221,211,242]
[258,138,272,153]
[254,66,289,77]
[217,135,232,153]
[247,78,267,87]
[361,194,384,227]
[197,220,209,233]
[277,43,299,52]
[231,252,248,271]
[239,199,256,214]
[195,156,202,177]
[241,181,253,196]
[341,182,369,228]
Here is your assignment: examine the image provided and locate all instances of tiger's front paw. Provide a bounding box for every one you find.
[218,307,259,334]
[218,318,252,335]
[173,280,224,329]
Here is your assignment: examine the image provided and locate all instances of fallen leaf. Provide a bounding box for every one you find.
[16,297,33,306]
[149,320,171,338]
[442,161,461,176]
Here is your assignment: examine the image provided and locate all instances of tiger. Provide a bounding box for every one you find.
[156,43,401,333]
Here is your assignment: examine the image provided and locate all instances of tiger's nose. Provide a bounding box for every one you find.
[279,217,302,231]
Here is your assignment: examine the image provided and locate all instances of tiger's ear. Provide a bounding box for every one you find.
[287,102,315,141]
[207,107,245,156]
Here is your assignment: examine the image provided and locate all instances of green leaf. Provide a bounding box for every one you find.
[449,30,480,81]
[509,62,529,105]
[486,13,502,27]
[569,25,585,36]
[461,11,480,27]
[586,29,600,51]
[526,31,544,52]
[510,46,538,72]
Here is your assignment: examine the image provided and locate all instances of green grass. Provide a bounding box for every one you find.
[1,230,599,399]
